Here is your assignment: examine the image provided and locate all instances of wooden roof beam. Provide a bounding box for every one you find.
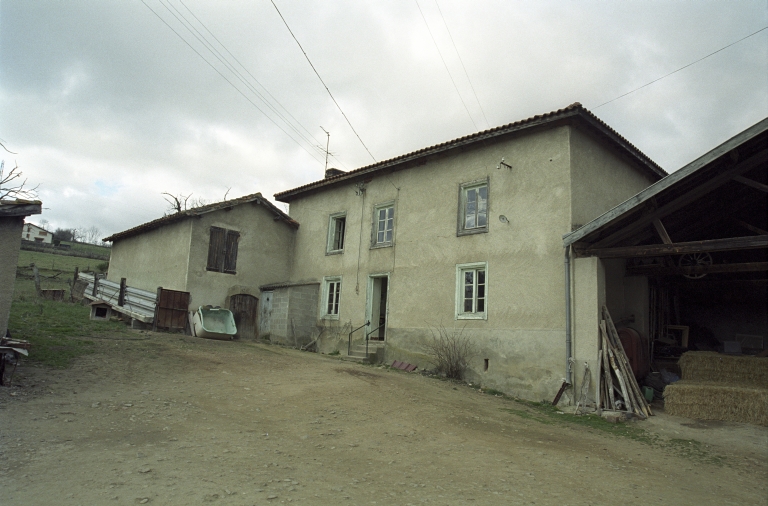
[732,175,768,193]
[589,150,767,248]
[626,261,768,277]
[578,235,768,259]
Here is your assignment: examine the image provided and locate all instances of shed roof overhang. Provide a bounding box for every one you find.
[563,118,768,279]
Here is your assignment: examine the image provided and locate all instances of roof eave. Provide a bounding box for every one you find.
[563,117,768,247]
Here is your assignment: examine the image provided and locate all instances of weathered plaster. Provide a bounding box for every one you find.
[0,217,25,337]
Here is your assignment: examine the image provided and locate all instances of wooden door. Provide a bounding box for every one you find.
[230,294,258,339]
[259,291,273,336]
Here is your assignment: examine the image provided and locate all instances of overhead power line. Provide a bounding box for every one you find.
[414,0,478,131]
[594,26,768,110]
[141,0,354,169]
[270,0,377,162]
[433,0,490,129]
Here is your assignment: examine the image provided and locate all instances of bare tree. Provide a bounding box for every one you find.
[39,218,50,230]
[162,192,209,214]
[0,160,38,200]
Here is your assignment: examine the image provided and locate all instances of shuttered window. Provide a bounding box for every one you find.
[206,226,240,274]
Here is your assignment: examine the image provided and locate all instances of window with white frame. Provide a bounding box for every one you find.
[456,262,487,319]
[323,276,342,318]
[458,179,489,236]
[372,202,394,247]
[327,213,346,254]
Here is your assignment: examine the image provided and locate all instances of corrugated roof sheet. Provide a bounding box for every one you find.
[103,192,298,243]
[274,102,665,202]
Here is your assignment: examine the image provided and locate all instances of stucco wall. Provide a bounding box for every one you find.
[569,127,659,229]
[107,219,193,293]
[184,202,295,309]
[287,126,574,401]
[0,217,25,337]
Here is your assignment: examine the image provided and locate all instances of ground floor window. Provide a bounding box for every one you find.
[323,276,342,318]
[456,262,487,319]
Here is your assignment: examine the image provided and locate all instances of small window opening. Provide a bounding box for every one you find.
[484,358,489,372]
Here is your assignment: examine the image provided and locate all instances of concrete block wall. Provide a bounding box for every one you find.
[287,284,320,346]
[267,284,319,346]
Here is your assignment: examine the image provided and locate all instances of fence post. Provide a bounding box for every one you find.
[152,287,162,332]
[32,263,41,296]
[92,274,100,298]
[118,278,127,307]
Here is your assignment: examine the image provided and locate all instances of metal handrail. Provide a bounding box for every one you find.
[365,323,385,356]
[347,321,370,355]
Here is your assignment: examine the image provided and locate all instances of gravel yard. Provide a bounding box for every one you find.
[1,332,766,505]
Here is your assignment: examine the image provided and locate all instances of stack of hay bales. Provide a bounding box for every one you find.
[664,351,768,425]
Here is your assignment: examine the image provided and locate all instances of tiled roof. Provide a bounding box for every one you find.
[275,102,665,202]
[0,199,42,217]
[103,192,298,243]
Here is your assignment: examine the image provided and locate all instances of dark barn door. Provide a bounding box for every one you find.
[230,294,258,339]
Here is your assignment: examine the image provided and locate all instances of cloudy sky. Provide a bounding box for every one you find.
[1,1,766,239]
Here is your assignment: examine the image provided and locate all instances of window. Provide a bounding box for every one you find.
[206,226,240,274]
[327,213,347,254]
[323,276,342,318]
[458,179,489,236]
[372,202,394,247]
[456,262,487,319]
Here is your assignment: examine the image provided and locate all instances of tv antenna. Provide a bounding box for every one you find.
[320,126,330,172]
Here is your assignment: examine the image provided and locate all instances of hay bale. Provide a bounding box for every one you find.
[664,381,768,426]
[678,351,768,387]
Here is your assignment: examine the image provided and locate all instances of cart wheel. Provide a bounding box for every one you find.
[678,252,712,279]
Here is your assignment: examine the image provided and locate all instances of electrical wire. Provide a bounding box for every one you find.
[594,26,768,110]
[414,0,478,131]
[141,0,325,166]
[270,0,377,163]
[176,0,350,170]
[433,0,490,129]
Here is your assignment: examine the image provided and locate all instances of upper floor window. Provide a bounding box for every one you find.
[327,212,346,254]
[372,202,394,247]
[456,262,487,320]
[458,179,489,236]
[207,226,239,274]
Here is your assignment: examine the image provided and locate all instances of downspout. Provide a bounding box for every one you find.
[564,245,572,385]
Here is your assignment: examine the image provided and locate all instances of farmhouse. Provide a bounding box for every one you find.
[21,222,52,244]
[103,192,298,339]
[103,103,767,405]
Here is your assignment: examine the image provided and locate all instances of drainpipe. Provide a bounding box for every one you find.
[564,245,572,385]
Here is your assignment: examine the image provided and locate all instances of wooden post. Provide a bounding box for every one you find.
[118,278,127,307]
[70,267,79,302]
[152,287,162,332]
[92,274,100,297]
[32,263,41,296]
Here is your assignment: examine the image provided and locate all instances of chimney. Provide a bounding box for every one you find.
[325,168,345,179]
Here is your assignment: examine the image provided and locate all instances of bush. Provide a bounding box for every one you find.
[96,261,109,273]
[423,323,476,380]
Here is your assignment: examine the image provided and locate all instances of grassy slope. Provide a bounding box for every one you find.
[10,250,126,368]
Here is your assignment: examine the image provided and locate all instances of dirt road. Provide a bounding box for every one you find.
[1,333,766,505]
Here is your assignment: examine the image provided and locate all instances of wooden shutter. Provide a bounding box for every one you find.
[223,231,240,274]
[207,227,226,272]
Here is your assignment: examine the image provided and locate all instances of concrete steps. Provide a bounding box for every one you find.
[344,342,386,364]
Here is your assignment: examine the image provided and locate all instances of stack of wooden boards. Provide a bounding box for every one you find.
[597,306,653,419]
[665,351,768,425]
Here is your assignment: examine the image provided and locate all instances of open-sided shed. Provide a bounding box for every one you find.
[564,118,767,423]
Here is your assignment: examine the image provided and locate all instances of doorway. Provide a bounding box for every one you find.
[230,294,258,339]
[367,274,389,341]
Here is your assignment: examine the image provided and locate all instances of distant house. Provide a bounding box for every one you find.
[21,222,52,244]
[103,193,298,339]
[1,199,42,337]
